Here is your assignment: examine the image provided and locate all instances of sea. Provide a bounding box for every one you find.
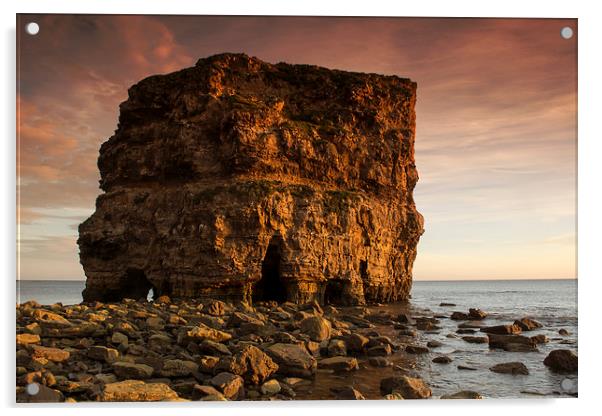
[16,278,578,399]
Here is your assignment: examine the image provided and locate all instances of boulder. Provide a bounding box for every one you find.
[30,345,70,363]
[327,339,347,357]
[450,312,470,320]
[112,362,154,379]
[32,309,70,325]
[148,334,172,349]
[272,331,298,344]
[489,362,529,375]
[441,390,483,399]
[87,346,119,363]
[432,356,452,364]
[345,333,369,352]
[99,380,179,402]
[488,334,537,352]
[204,300,227,316]
[530,334,549,344]
[405,345,429,354]
[305,341,320,356]
[260,379,281,395]
[543,349,577,373]
[94,373,118,384]
[154,295,171,304]
[366,344,392,356]
[197,356,220,374]
[318,356,359,371]
[191,384,225,401]
[299,316,331,342]
[24,322,42,335]
[19,370,56,387]
[480,324,522,335]
[380,376,432,399]
[265,343,317,378]
[210,372,245,400]
[16,333,41,345]
[227,311,264,328]
[199,339,232,356]
[111,332,129,346]
[462,336,488,344]
[54,379,94,394]
[513,317,542,331]
[145,316,165,330]
[159,359,198,377]
[178,324,232,344]
[214,345,278,384]
[468,308,488,320]
[41,321,104,338]
[416,321,438,331]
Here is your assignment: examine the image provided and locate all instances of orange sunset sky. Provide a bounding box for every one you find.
[16,15,577,281]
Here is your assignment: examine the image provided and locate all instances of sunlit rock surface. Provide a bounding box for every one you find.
[78,53,423,305]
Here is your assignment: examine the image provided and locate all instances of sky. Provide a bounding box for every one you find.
[16,15,577,281]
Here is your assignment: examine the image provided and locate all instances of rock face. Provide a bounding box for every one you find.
[78,53,423,305]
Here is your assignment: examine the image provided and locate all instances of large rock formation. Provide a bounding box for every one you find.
[78,53,424,305]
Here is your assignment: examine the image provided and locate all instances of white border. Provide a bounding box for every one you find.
[3,1,600,415]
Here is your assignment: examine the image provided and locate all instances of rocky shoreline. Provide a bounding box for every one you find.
[16,296,577,402]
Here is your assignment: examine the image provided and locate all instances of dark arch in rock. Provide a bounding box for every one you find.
[121,268,155,301]
[359,260,368,281]
[253,237,287,303]
[323,279,346,305]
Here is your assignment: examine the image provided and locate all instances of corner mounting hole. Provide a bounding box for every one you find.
[561,378,577,392]
[25,22,40,35]
[26,383,40,395]
[560,26,573,39]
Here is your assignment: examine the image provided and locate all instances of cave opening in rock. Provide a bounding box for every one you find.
[254,238,287,303]
[323,279,345,305]
[121,268,156,301]
[359,260,370,304]
[359,260,368,281]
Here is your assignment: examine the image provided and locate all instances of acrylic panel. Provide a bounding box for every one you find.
[16,14,577,403]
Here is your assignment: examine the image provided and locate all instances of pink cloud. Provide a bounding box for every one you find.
[16,15,577,280]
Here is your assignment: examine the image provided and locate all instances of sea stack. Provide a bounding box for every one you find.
[77,53,424,305]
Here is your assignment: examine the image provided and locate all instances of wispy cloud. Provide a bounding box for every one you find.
[16,15,577,280]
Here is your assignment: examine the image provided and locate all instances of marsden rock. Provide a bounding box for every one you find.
[78,53,423,305]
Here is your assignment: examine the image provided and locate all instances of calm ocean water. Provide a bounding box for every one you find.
[16,278,578,318]
[411,279,578,328]
[16,278,577,399]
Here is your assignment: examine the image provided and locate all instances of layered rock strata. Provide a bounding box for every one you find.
[78,53,423,305]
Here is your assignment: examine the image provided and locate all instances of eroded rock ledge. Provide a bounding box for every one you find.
[78,53,424,305]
